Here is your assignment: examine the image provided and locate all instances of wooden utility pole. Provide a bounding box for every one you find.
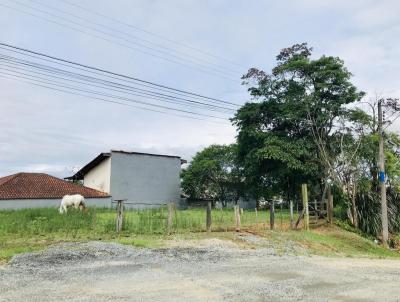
[378,99,389,246]
[206,200,212,232]
[301,184,309,230]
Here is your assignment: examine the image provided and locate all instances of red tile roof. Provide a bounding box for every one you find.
[0,173,109,200]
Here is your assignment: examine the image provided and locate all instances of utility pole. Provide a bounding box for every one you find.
[378,99,389,246]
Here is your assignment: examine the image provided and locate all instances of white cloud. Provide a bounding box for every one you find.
[0,0,399,176]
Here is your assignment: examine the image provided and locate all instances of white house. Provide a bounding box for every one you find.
[67,150,186,207]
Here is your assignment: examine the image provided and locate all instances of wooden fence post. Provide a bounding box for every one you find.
[314,199,318,223]
[289,200,294,229]
[235,205,241,232]
[234,205,237,225]
[301,184,309,230]
[116,199,124,234]
[206,200,212,232]
[270,201,275,230]
[327,186,334,224]
[255,207,258,226]
[167,202,174,234]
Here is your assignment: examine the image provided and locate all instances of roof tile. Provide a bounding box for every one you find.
[0,173,109,200]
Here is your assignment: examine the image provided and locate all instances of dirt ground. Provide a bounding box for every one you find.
[1,235,400,302]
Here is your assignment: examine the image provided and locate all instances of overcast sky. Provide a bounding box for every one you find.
[0,0,399,177]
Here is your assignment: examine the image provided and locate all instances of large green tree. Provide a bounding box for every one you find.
[233,43,365,202]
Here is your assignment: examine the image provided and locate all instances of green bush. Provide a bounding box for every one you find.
[356,188,400,236]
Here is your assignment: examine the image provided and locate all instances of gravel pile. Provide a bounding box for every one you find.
[1,237,400,301]
[9,242,148,269]
[9,240,254,270]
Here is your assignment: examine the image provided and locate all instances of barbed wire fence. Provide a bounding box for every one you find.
[110,199,301,235]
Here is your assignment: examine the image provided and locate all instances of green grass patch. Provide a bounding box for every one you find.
[264,225,400,258]
[0,206,399,263]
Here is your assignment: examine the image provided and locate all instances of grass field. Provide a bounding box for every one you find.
[1,206,399,263]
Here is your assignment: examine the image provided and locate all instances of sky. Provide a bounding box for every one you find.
[0,0,399,177]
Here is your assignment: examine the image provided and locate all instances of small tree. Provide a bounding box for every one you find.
[181,144,242,206]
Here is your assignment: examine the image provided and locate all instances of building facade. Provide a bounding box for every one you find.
[69,150,185,207]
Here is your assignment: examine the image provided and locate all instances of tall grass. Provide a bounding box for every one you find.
[356,188,400,237]
[0,206,291,238]
[0,208,99,238]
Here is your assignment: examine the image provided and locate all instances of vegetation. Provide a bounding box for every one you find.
[0,206,278,262]
[181,144,242,206]
[181,43,400,240]
[3,43,400,262]
[1,206,400,263]
[233,43,364,202]
[266,226,400,258]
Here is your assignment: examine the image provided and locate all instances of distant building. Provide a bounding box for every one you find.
[0,172,110,210]
[67,150,186,207]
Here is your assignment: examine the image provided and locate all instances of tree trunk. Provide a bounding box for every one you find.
[221,199,227,207]
[351,182,358,228]
[320,182,328,211]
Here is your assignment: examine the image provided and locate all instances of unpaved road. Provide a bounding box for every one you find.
[1,236,400,301]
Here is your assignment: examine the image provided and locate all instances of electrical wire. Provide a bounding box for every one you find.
[1,1,239,81]
[0,57,235,113]
[0,43,240,107]
[0,45,238,107]
[29,0,242,75]
[0,71,229,124]
[59,0,247,70]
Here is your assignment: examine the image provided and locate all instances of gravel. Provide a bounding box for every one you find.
[1,236,400,301]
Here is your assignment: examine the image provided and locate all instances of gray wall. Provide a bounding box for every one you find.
[238,198,257,209]
[0,197,112,210]
[110,151,181,205]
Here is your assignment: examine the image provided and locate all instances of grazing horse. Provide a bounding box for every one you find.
[59,194,86,213]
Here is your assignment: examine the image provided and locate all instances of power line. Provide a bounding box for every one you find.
[60,0,246,70]
[29,0,242,75]
[384,112,400,130]
[0,73,222,123]
[0,45,235,105]
[2,1,238,81]
[0,64,230,115]
[0,56,235,113]
[17,0,239,78]
[0,45,228,107]
[0,70,229,122]
[0,42,240,107]
[0,66,229,119]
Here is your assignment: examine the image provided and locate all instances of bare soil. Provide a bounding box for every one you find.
[1,235,400,301]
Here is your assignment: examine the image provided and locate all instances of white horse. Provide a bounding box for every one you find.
[59,194,86,213]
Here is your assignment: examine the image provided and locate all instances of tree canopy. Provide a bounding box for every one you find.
[232,43,365,201]
[181,144,242,206]
[182,43,400,238]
